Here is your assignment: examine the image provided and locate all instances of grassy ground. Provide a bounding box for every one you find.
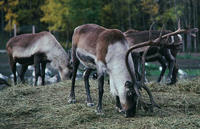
[146,63,200,77]
[177,53,200,60]
[0,77,200,129]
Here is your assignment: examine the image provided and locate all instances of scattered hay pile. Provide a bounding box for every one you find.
[0,78,200,129]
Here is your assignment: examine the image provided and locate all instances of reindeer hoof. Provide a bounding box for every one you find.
[96,107,104,115]
[167,80,176,85]
[115,107,123,113]
[68,98,76,104]
[87,102,94,107]
[166,81,173,85]
[166,78,173,85]
[95,109,104,115]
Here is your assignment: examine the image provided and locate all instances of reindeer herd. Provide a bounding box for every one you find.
[3,23,198,117]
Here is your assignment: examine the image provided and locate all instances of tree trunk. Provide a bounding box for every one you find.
[128,2,131,29]
[1,7,4,31]
[193,0,197,52]
[14,24,16,37]
[187,0,192,52]
[187,32,192,52]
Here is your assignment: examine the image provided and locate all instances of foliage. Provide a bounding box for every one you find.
[40,0,70,31]
[156,5,184,26]
[141,0,159,21]
[0,0,199,52]
[0,0,19,31]
[16,0,45,27]
[0,0,186,33]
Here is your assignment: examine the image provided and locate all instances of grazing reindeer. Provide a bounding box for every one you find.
[69,24,197,117]
[69,24,159,117]
[124,30,183,84]
[6,31,72,86]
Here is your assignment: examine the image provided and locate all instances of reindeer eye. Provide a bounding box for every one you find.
[127,91,132,96]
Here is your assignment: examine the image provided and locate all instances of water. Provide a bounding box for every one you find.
[0,51,11,77]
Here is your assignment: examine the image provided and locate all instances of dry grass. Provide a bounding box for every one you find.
[0,77,200,129]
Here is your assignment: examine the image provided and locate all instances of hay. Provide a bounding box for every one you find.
[0,77,200,129]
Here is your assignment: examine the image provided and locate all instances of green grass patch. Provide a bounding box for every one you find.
[177,53,200,60]
[148,68,200,77]
[145,63,200,77]
[184,69,200,76]
[0,78,200,129]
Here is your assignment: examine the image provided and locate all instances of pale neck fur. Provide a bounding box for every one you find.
[45,34,69,70]
[105,41,135,105]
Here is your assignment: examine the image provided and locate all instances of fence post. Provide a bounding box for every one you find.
[14,24,16,37]
[32,25,35,34]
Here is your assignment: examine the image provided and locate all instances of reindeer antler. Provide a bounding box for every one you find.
[128,27,198,52]
[148,22,155,41]
[125,26,199,111]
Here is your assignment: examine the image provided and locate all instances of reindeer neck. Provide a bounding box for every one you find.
[105,41,133,103]
[45,35,69,69]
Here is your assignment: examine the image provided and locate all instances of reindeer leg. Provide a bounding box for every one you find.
[19,64,28,84]
[96,74,104,114]
[41,62,47,86]
[171,62,179,85]
[12,63,17,85]
[115,96,123,113]
[83,68,94,107]
[157,56,167,83]
[34,55,41,86]
[165,49,175,85]
[68,58,80,104]
[9,56,17,85]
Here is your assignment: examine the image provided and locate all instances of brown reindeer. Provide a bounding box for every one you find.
[6,31,72,86]
[124,30,183,84]
[69,24,160,117]
[69,24,197,117]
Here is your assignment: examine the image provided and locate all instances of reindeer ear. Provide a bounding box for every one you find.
[125,81,134,96]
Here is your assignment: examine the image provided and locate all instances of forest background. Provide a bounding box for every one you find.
[0,0,199,52]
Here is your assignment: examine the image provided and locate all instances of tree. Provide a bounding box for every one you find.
[0,0,18,32]
[41,0,70,32]
[141,0,159,22]
[0,0,45,33]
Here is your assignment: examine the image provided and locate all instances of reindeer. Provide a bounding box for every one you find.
[125,25,198,86]
[124,30,183,84]
[6,31,72,86]
[68,24,160,117]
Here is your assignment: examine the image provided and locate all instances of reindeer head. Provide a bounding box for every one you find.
[123,81,137,117]
[58,61,73,80]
